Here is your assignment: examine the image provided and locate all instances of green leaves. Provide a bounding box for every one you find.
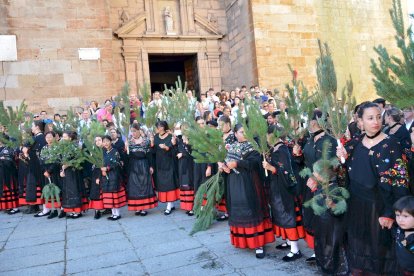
[191,172,224,235]
[371,0,414,109]
[185,124,226,163]
[114,82,131,138]
[241,98,268,155]
[40,140,85,170]
[41,182,61,210]
[301,140,350,216]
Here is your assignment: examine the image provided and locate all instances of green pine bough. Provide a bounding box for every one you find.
[0,100,33,148]
[190,172,224,235]
[241,98,270,176]
[371,0,414,109]
[300,140,349,216]
[315,40,355,164]
[185,124,227,235]
[41,178,61,210]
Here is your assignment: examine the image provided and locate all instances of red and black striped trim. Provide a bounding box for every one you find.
[127,196,158,211]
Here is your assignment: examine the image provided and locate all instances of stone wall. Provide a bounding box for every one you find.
[0,0,125,112]
[250,0,408,102]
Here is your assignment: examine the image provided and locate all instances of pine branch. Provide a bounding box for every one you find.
[370,0,414,108]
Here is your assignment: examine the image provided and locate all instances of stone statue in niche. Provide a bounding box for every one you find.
[119,9,129,26]
[164,6,176,35]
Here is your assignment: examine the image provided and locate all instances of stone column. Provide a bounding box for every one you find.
[206,52,222,92]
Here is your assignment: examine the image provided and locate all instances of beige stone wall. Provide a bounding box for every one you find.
[0,0,126,112]
[251,0,408,102]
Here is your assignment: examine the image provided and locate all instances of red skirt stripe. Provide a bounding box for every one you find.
[102,187,127,209]
[81,197,89,211]
[273,206,305,241]
[127,196,158,211]
[216,198,227,213]
[89,200,104,210]
[230,219,275,249]
[0,185,19,210]
[64,207,82,213]
[158,189,180,203]
[18,187,43,205]
[179,190,194,211]
[304,231,315,249]
[45,201,61,209]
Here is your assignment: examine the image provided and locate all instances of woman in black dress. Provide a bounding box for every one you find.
[153,121,179,215]
[88,136,105,219]
[0,135,19,214]
[20,120,46,215]
[262,125,305,262]
[384,107,412,153]
[222,124,274,258]
[101,135,127,220]
[126,123,157,216]
[337,102,410,275]
[177,130,194,216]
[38,131,61,219]
[59,131,87,219]
[292,110,337,263]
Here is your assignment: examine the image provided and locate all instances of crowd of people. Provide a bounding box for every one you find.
[0,86,414,275]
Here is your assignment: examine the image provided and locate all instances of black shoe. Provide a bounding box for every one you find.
[164,208,175,215]
[217,213,229,221]
[71,213,82,219]
[282,251,302,262]
[305,256,316,263]
[140,211,148,216]
[108,215,121,221]
[34,210,51,217]
[135,211,142,216]
[255,248,266,259]
[187,210,194,216]
[47,210,58,219]
[7,209,20,215]
[58,211,66,218]
[275,242,291,250]
[24,205,39,214]
[94,210,101,220]
[102,209,112,215]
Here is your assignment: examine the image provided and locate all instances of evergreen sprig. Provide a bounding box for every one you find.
[41,140,84,170]
[0,100,33,148]
[240,97,269,175]
[314,40,355,163]
[370,0,414,109]
[279,65,315,142]
[300,140,350,216]
[185,124,226,163]
[114,82,131,139]
[41,179,61,210]
[81,121,106,168]
[190,171,224,235]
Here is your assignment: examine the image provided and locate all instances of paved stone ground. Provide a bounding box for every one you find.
[0,204,319,276]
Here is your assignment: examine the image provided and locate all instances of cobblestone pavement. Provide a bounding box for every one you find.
[0,204,319,275]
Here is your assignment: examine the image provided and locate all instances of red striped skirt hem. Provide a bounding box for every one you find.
[102,187,127,208]
[89,200,104,210]
[273,225,305,241]
[158,189,180,203]
[304,231,314,249]
[63,197,89,213]
[45,201,61,209]
[216,198,227,212]
[18,187,43,205]
[127,196,158,211]
[0,185,19,210]
[230,219,275,249]
[179,190,194,211]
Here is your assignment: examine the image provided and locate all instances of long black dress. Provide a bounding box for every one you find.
[268,142,305,241]
[40,145,61,209]
[297,132,336,249]
[88,166,104,210]
[0,146,18,210]
[345,135,410,274]
[101,147,126,209]
[20,133,46,205]
[226,141,275,249]
[177,138,194,211]
[153,133,179,202]
[61,166,85,213]
[127,137,157,211]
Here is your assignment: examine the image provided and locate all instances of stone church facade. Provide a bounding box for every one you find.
[0,0,408,112]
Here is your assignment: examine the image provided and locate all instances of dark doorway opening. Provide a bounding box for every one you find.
[148,54,199,97]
